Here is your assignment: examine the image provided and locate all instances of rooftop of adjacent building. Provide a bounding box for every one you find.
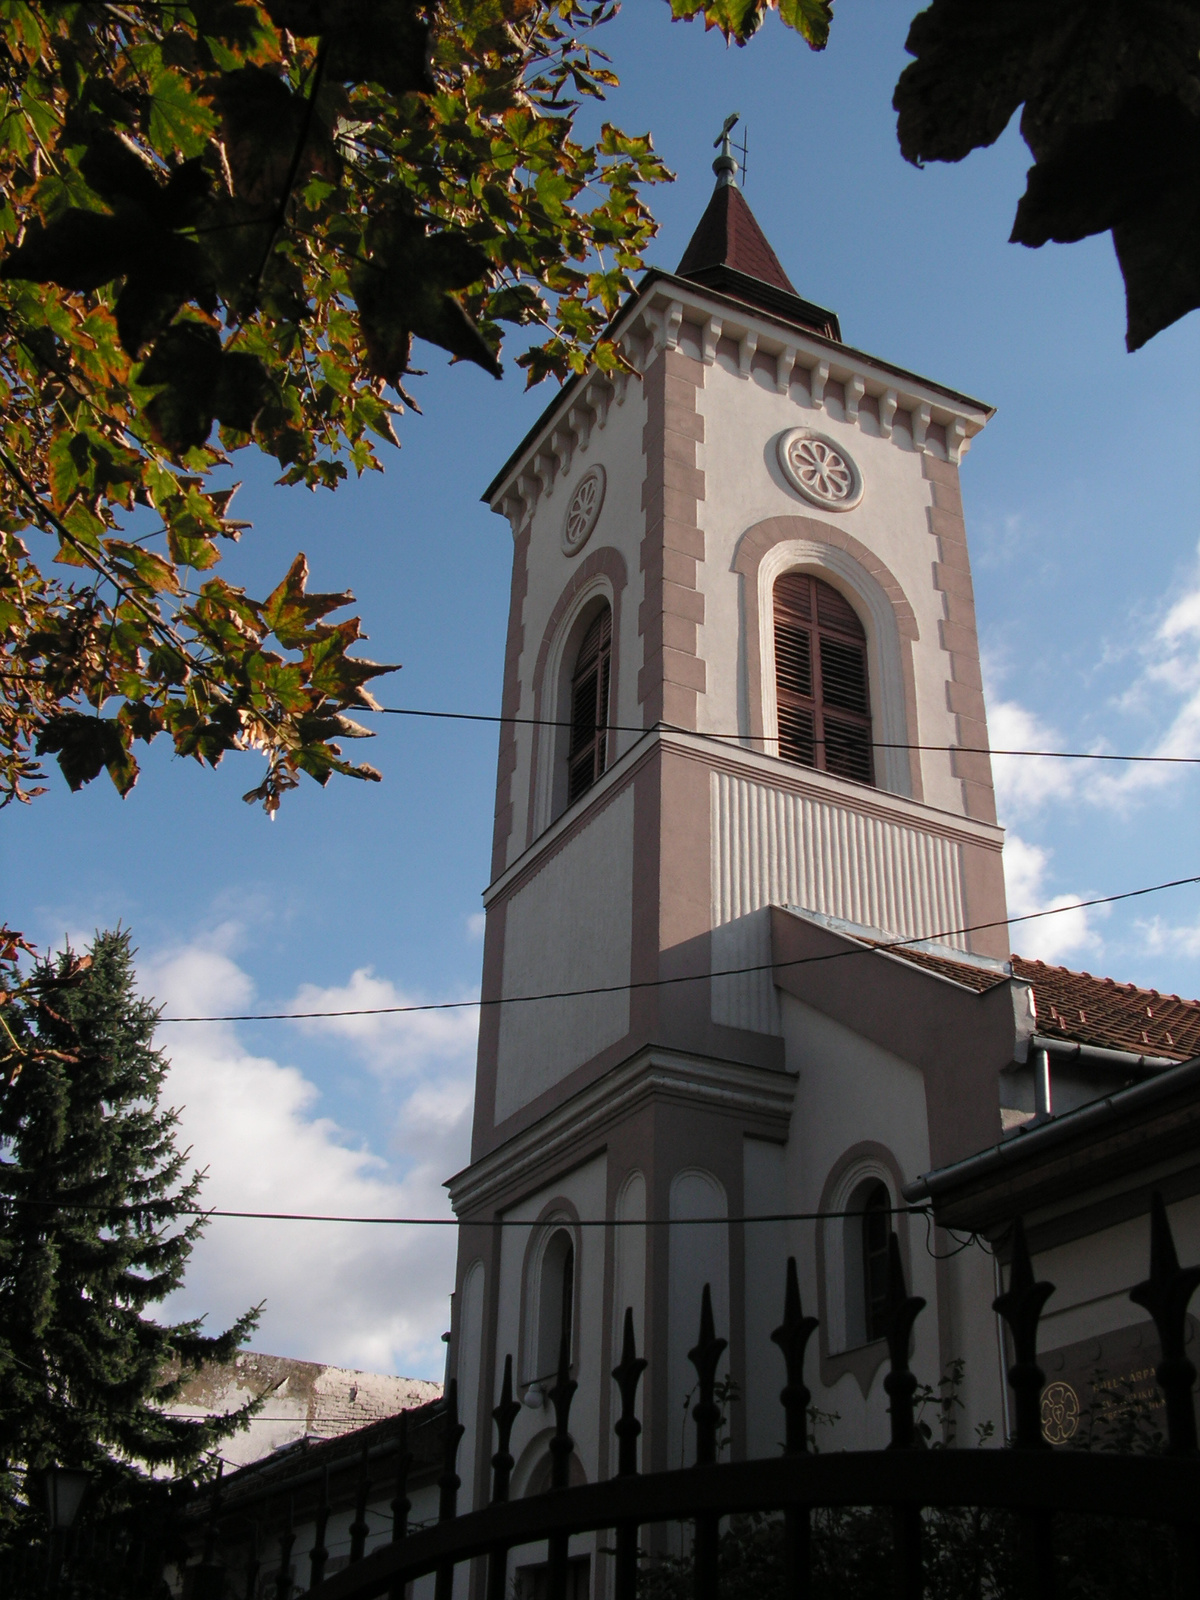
[165,1349,442,1471]
[872,943,1200,1063]
[203,1394,447,1511]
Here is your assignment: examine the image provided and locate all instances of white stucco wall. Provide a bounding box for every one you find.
[494,785,634,1120]
[668,1168,731,1469]
[779,991,938,1450]
[1033,1194,1200,1353]
[690,340,969,816]
[743,1137,788,1459]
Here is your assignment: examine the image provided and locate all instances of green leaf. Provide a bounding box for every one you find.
[146,67,218,158]
[36,712,137,794]
[261,553,354,648]
[777,0,831,49]
[105,539,183,595]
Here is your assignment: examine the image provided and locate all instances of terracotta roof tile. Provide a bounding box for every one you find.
[869,941,1200,1060]
[1010,955,1200,1061]
[870,942,1002,993]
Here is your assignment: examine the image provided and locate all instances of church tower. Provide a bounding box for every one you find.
[447,136,1016,1565]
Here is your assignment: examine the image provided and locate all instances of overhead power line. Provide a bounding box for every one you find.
[159,873,1200,1023]
[3,1196,932,1227]
[4,669,1197,763]
[372,704,1200,766]
[3,671,1196,763]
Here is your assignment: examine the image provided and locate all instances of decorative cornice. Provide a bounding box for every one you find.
[445,1046,797,1219]
[482,273,994,524]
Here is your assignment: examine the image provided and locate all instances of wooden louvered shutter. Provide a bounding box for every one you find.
[773,573,874,786]
[567,606,612,804]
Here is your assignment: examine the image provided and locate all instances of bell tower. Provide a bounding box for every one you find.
[446,130,1009,1547]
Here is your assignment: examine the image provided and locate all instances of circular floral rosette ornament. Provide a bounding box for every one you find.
[777,429,864,511]
[562,465,607,555]
[1039,1380,1080,1445]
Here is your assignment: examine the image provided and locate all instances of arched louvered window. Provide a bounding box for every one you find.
[567,606,611,805]
[773,572,874,786]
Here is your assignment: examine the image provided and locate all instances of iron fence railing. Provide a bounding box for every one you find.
[7,1193,1200,1600]
[281,1194,1200,1600]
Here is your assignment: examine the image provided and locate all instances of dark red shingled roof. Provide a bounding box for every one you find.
[677,182,797,294]
[871,941,1200,1061]
[1011,955,1200,1061]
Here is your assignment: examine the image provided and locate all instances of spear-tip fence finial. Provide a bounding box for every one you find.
[993,1217,1055,1449]
[771,1256,819,1456]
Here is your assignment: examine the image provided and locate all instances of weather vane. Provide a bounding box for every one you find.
[713,112,749,187]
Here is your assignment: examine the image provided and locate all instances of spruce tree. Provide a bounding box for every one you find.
[0,928,258,1560]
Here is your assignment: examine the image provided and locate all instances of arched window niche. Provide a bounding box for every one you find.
[530,576,620,837]
[817,1147,908,1392]
[844,1177,891,1347]
[566,603,612,805]
[734,524,921,800]
[522,1217,579,1403]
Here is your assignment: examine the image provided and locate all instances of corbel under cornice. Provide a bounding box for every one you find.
[481,271,995,533]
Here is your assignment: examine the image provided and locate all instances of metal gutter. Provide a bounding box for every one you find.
[902,1054,1200,1202]
[1031,1032,1179,1073]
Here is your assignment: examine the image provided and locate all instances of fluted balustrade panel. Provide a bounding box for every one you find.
[710,771,967,1033]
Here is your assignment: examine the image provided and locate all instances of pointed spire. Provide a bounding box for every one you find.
[676,179,797,296]
[675,117,841,341]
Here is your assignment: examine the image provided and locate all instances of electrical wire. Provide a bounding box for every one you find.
[157,872,1200,1023]
[3,672,1199,764]
[2,1197,933,1226]
[370,703,1200,765]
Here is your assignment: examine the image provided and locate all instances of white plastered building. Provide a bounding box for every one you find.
[444,153,1200,1593]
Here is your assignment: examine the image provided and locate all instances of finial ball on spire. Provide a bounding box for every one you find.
[713,112,741,188]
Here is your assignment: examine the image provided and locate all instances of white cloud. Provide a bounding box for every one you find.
[144,941,476,1383]
[1133,914,1200,962]
[988,698,1080,824]
[1003,833,1101,964]
[1087,556,1200,809]
[984,546,1200,824]
[466,911,487,941]
[289,967,480,1077]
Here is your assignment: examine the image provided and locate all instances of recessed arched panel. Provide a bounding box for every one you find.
[668,1169,729,1468]
[456,1259,485,1513]
[527,547,628,844]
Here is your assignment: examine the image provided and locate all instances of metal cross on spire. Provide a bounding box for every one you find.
[713,112,748,188]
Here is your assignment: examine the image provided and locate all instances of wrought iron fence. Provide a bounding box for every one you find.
[6,1194,1200,1600]
[299,1193,1200,1600]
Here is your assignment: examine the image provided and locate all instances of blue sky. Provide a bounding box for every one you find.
[4,0,1200,1383]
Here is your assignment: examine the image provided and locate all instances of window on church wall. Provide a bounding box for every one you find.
[844,1178,892,1347]
[566,605,612,806]
[534,1227,576,1381]
[773,572,874,787]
